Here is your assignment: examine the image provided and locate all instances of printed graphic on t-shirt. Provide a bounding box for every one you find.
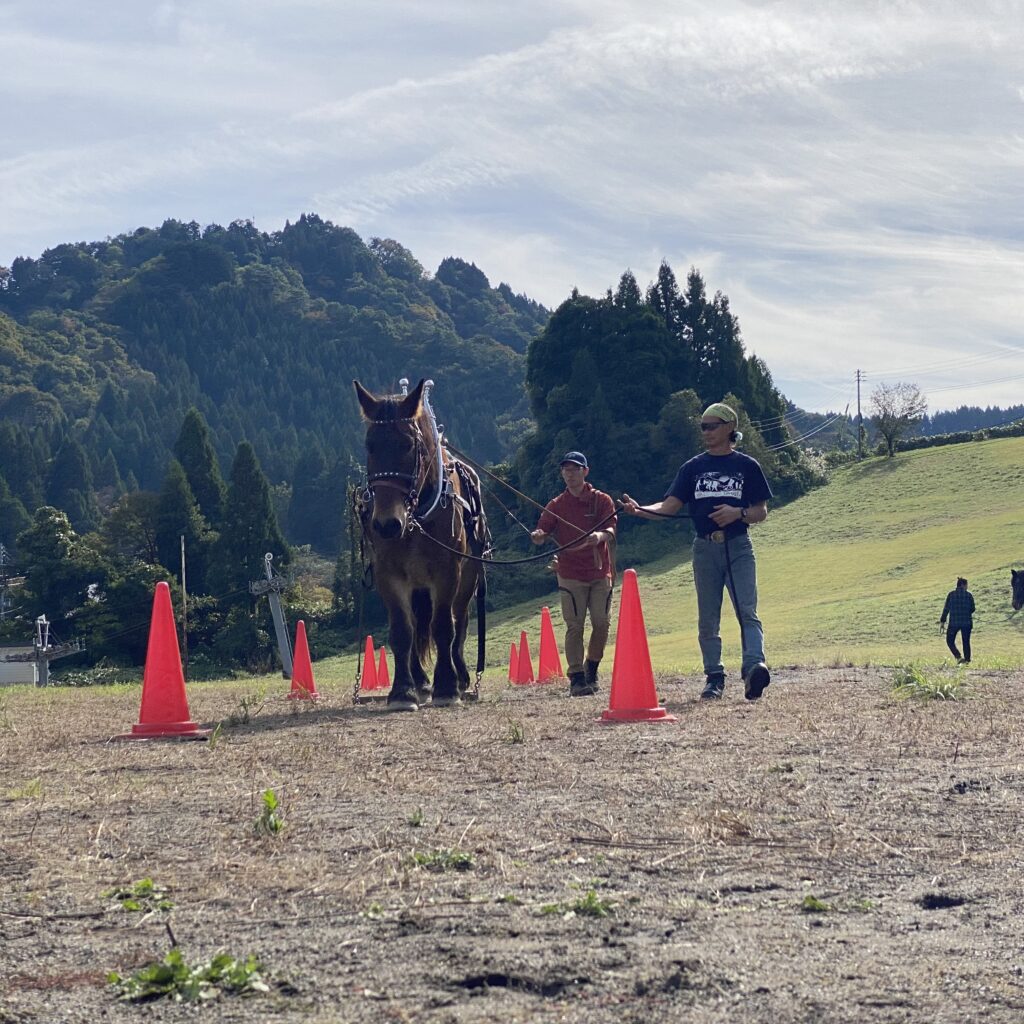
[694,471,743,500]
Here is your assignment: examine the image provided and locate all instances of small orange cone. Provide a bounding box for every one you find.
[286,620,320,700]
[508,640,519,682]
[114,582,209,740]
[515,630,535,684]
[600,570,676,723]
[359,635,379,690]
[537,606,564,683]
[376,646,391,689]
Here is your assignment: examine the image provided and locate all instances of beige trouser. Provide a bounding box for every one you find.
[557,575,613,675]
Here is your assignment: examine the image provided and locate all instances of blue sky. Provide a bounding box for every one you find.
[2,0,1023,413]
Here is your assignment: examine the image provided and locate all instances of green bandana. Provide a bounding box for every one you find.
[702,402,737,424]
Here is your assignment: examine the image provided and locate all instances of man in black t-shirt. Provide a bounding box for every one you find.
[622,402,772,701]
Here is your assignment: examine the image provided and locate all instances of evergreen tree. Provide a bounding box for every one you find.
[209,442,289,603]
[47,437,100,533]
[0,474,31,549]
[173,407,227,526]
[155,460,213,592]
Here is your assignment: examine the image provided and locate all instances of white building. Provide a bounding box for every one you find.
[0,646,37,685]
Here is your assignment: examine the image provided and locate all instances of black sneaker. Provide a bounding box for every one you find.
[744,663,771,701]
[569,672,596,697]
[584,659,600,690]
[700,674,725,700]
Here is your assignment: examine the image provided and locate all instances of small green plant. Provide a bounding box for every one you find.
[254,789,284,836]
[364,902,384,918]
[503,718,525,744]
[208,722,224,749]
[103,878,174,913]
[5,777,43,800]
[891,664,967,701]
[108,949,269,1002]
[230,690,266,726]
[571,889,615,917]
[410,849,474,872]
[496,893,521,905]
[800,895,832,913]
[407,807,424,827]
[767,762,795,774]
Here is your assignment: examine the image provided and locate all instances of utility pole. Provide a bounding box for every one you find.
[180,535,189,680]
[856,369,864,459]
[249,552,293,678]
[0,543,12,621]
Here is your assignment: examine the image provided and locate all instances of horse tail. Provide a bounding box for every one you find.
[412,589,434,665]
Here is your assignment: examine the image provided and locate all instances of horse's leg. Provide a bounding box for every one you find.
[430,577,460,705]
[380,584,419,712]
[451,565,479,697]
[411,589,433,705]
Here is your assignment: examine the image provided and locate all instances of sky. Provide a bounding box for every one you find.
[2,0,1023,415]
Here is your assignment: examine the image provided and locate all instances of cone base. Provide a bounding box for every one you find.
[599,706,677,723]
[113,721,211,741]
[286,688,320,701]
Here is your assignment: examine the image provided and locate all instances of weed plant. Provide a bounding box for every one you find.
[103,878,173,913]
[891,663,967,701]
[108,949,268,1002]
[254,789,284,836]
[410,849,474,872]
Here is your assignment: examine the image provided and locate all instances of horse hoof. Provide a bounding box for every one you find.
[386,698,419,713]
[432,695,462,708]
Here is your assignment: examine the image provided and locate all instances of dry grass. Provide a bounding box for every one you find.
[2,667,1024,1022]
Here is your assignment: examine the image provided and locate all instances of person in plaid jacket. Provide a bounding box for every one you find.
[939,577,975,664]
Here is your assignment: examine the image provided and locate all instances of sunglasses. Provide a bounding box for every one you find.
[700,420,727,432]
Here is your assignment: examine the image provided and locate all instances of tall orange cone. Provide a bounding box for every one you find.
[359,635,379,690]
[114,582,209,740]
[286,620,320,700]
[508,640,519,682]
[515,630,535,684]
[376,646,391,689]
[600,570,676,723]
[537,606,564,683]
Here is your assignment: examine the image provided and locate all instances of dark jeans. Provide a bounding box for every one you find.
[945,624,972,662]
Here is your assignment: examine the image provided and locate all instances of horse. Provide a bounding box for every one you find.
[353,378,490,711]
[1012,569,1024,612]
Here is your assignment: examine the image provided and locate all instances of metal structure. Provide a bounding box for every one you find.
[1,616,84,686]
[249,552,293,678]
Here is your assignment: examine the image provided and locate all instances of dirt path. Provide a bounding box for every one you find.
[2,666,1023,1023]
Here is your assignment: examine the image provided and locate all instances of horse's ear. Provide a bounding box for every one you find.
[399,378,426,418]
[353,380,379,420]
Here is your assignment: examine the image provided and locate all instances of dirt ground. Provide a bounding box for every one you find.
[2,666,1024,1024]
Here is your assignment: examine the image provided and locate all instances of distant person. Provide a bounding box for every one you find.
[531,452,616,697]
[939,577,975,664]
[620,402,772,701]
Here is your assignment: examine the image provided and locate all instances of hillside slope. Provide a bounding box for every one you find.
[487,437,1024,672]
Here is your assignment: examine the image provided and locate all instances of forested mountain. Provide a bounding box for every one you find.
[0,215,546,551]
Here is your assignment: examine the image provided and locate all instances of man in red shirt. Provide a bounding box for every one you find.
[531,452,617,696]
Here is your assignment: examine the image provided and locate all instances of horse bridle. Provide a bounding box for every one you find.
[364,413,433,516]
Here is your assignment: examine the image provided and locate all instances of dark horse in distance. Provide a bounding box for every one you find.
[354,379,490,711]
[1013,569,1024,612]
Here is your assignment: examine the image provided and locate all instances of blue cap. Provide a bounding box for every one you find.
[560,451,588,468]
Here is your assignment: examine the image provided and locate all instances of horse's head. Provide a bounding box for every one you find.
[1012,569,1024,612]
[354,378,430,540]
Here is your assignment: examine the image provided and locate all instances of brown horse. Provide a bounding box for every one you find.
[353,379,489,710]
[1012,569,1024,612]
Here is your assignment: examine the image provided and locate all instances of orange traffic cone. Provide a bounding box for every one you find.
[600,569,676,723]
[359,635,379,690]
[376,646,391,689]
[114,582,209,740]
[286,620,320,700]
[508,640,519,682]
[537,606,564,683]
[515,630,535,684]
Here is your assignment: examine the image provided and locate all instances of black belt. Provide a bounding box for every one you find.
[697,531,727,544]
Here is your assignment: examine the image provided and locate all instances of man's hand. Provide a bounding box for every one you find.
[619,493,641,515]
[586,531,606,547]
[530,529,548,546]
[710,503,744,527]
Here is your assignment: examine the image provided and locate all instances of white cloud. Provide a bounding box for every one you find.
[2,0,1023,411]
